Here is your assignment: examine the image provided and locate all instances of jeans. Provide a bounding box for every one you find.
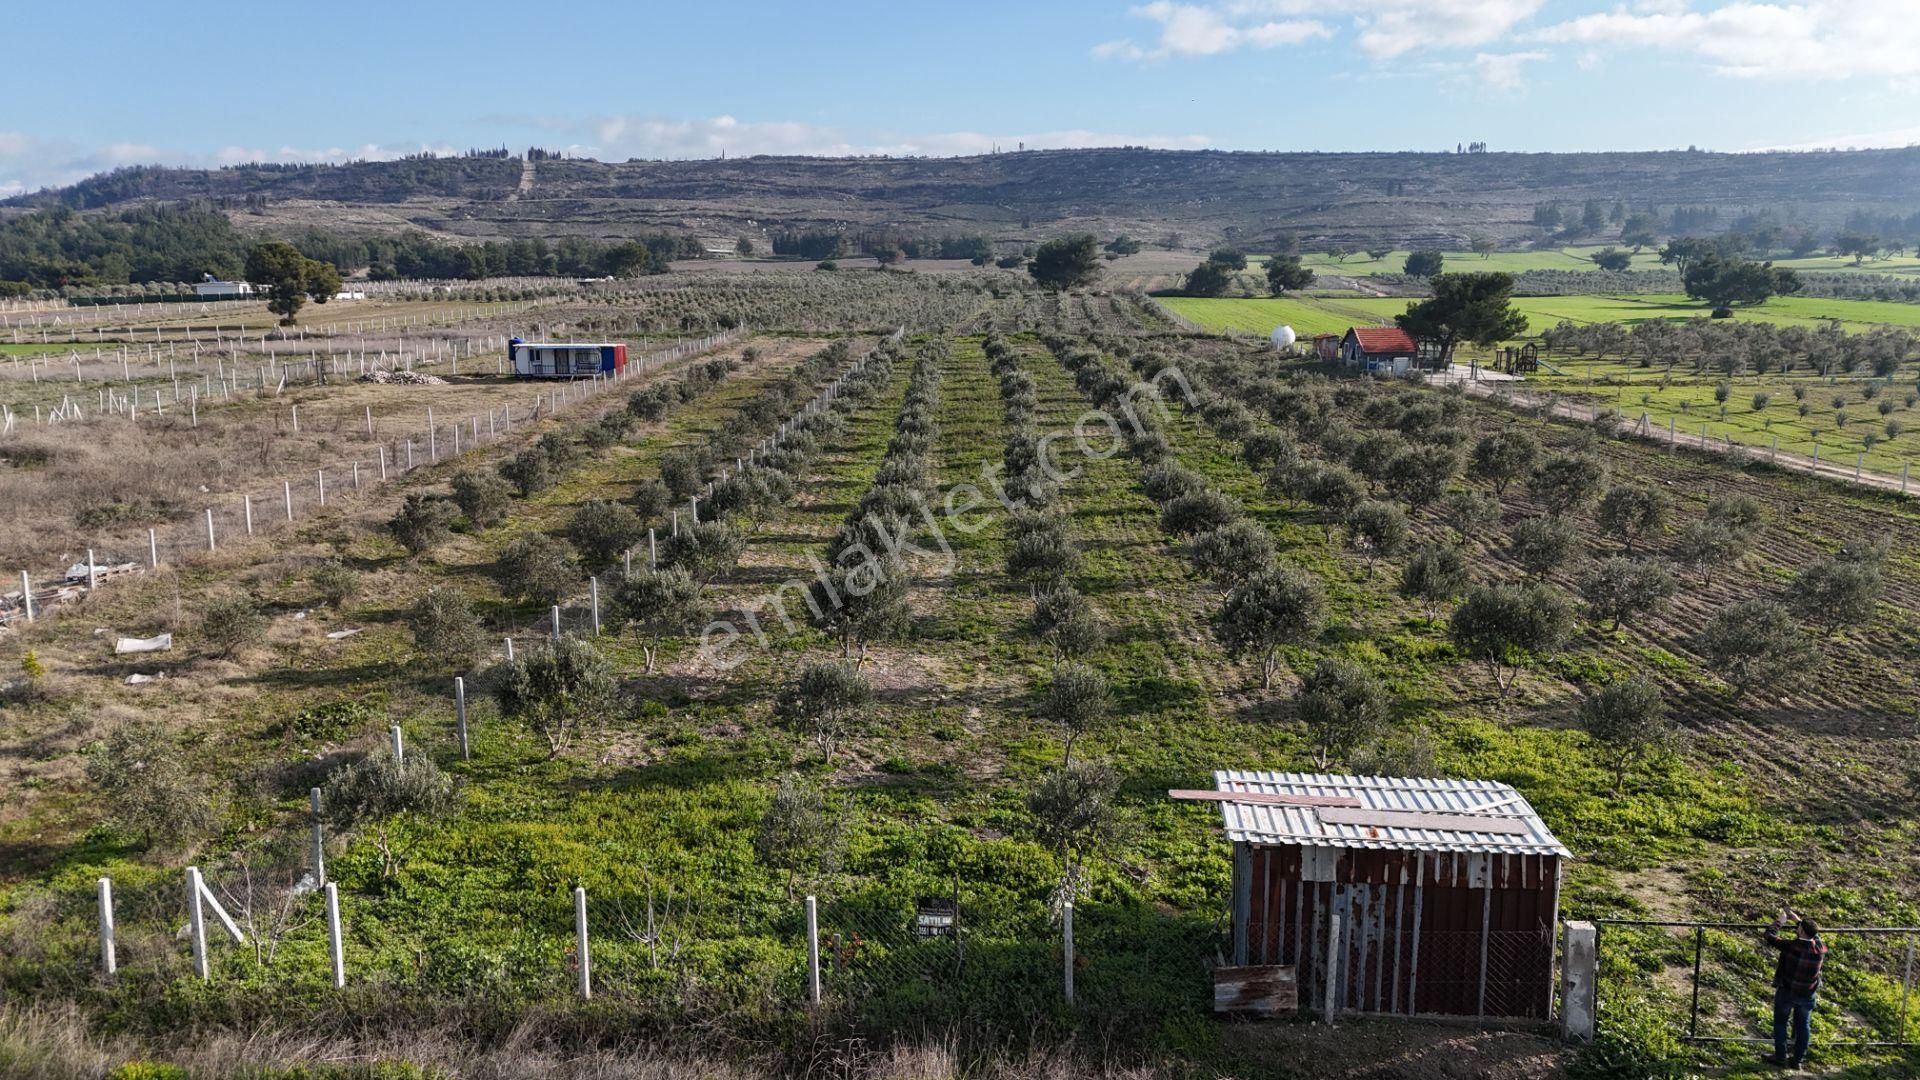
[1772,987,1816,1064]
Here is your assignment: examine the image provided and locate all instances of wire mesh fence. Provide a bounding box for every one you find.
[1598,920,1919,1048]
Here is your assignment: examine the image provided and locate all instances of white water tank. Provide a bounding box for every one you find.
[1269,324,1297,350]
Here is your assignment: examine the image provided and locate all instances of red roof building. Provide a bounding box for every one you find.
[1340,326,1441,374]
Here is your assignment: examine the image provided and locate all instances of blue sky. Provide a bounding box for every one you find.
[5,1,1919,196]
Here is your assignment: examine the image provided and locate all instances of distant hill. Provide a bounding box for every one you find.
[10,147,1920,250]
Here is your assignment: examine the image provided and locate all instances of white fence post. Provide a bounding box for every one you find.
[325,882,345,989]
[18,571,31,622]
[455,676,469,760]
[550,605,562,642]
[575,885,592,999]
[805,894,822,1005]
[283,480,293,522]
[390,724,404,762]
[1561,920,1597,1042]
[187,866,209,980]
[98,876,116,975]
[205,509,217,552]
[590,577,601,635]
[1324,911,1343,1023]
[148,529,158,569]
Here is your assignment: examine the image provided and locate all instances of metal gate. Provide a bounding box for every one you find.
[1597,919,1919,1048]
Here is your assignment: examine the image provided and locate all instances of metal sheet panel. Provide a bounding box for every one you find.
[1214,771,1569,858]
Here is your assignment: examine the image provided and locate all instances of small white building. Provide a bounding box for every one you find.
[192,279,257,299]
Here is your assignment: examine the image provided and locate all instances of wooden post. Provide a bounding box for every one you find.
[325,882,345,989]
[454,676,469,760]
[187,866,209,980]
[1063,901,1076,1005]
[98,877,116,975]
[389,724,404,762]
[805,894,822,1005]
[310,787,326,886]
[575,886,592,999]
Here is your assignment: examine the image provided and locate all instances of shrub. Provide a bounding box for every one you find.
[311,559,361,607]
[200,592,266,658]
[450,469,514,528]
[567,500,646,568]
[630,477,671,521]
[499,448,557,497]
[774,661,872,761]
[1160,489,1242,537]
[406,589,488,667]
[323,745,459,880]
[1007,524,1081,588]
[659,519,746,584]
[388,494,458,556]
[627,385,672,421]
[1296,657,1391,769]
[490,636,621,758]
[494,533,578,607]
[86,721,222,848]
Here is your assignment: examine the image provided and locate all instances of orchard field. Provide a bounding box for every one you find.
[1,269,1918,1079]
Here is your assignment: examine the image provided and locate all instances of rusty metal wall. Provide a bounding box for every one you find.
[1234,842,1560,1020]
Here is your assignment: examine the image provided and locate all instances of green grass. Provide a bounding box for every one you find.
[1156,296,1357,337]
[1289,246,1669,277]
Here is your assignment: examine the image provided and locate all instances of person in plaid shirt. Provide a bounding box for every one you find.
[1763,909,1827,1069]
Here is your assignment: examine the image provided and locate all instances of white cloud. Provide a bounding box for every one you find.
[0,134,469,199]
[1474,50,1547,91]
[585,114,1212,159]
[1751,124,1920,151]
[1534,1,1920,80]
[1095,1,1539,61]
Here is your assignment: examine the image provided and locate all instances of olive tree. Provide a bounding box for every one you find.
[1528,452,1607,517]
[659,519,746,585]
[322,746,458,880]
[1345,500,1409,578]
[567,500,647,569]
[1033,585,1105,658]
[388,494,459,556]
[200,591,267,659]
[1161,488,1243,537]
[491,636,622,759]
[1674,520,1751,584]
[1188,520,1275,584]
[1026,759,1124,905]
[450,469,515,528]
[1787,553,1883,633]
[1579,557,1677,631]
[1595,484,1671,554]
[1507,515,1585,578]
[1441,489,1502,543]
[85,720,221,848]
[807,559,911,661]
[1216,567,1328,689]
[1296,657,1391,769]
[1692,599,1819,700]
[774,661,872,761]
[1039,662,1111,765]
[494,533,579,607]
[1470,430,1537,495]
[1448,583,1575,695]
[406,588,489,668]
[609,567,705,673]
[752,774,845,900]
[1384,444,1460,507]
[1399,544,1470,617]
[1578,677,1671,791]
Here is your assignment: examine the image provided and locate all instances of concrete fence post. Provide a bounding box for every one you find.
[86,549,96,591]
[1561,921,1597,1042]
[454,676,469,760]
[317,469,325,508]
[187,866,209,980]
[98,876,116,975]
[504,637,514,662]
[551,605,562,642]
[590,577,601,635]
[379,446,388,481]
[148,529,158,569]
[283,481,293,522]
[805,894,822,1005]
[1324,911,1343,1023]
[1856,452,1863,481]
[1063,901,1076,1005]
[205,509,217,552]
[325,882,345,989]
[310,787,326,886]
[243,495,254,536]
[623,550,632,579]
[389,724,404,762]
[649,528,657,569]
[575,886,592,1000]
[18,570,30,622]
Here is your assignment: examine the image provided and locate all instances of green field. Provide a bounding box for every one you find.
[1289,246,1668,277]
[1167,293,1920,338]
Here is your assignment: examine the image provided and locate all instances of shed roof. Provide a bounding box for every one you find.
[1346,326,1418,354]
[1213,770,1570,858]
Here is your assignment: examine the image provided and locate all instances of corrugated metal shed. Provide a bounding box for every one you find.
[1215,771,1569,858]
